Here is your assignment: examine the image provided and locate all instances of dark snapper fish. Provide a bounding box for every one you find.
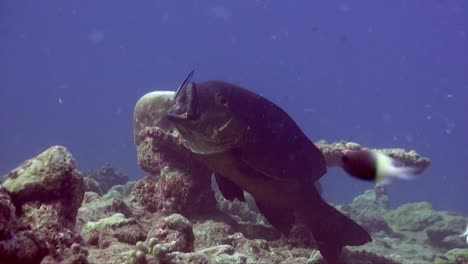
[166,72,372,263]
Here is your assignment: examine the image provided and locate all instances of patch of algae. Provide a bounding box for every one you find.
[83,213,132,232]
[138,139,154,164]
[435,248,468,264]
[3,159,44,193]
[160,166,183,180]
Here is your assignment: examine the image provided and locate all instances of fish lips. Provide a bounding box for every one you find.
[167,82,199,121]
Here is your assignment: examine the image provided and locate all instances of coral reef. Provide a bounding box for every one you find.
[338,185,393,234]
[81,213,146,248]
[435,248,468,264]
[126,214,195,263]
[339,186,468,263]
[93,177,417,261]
[387,202,442,231]
[0,146,88,264]
[84,164,129,194]
[83,177,102,195]
[78,182,135,224]
[2,91,463,264]
[133,91,217,216]
[2,143,465,264]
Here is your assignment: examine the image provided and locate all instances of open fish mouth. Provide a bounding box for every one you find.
[167,71,199,121]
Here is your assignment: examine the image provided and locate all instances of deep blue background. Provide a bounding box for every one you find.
[1,1,467,215]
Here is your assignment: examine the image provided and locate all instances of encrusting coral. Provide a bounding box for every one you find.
[0,146,88,264]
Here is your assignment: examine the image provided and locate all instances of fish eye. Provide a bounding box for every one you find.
[216,95,229,107]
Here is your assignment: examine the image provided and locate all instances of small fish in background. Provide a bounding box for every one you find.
[341,148,419,184]
[58,98,63,104]
[460,224,468,244]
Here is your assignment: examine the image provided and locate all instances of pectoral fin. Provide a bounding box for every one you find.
[214,173,246,202]
[256,201,295,235]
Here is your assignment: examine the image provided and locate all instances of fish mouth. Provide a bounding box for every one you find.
[167,79,199,122]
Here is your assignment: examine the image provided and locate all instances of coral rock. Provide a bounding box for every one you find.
[3,145,85,223]
[133,91,218,215]
[193,220,234,249]
[164,244,252,264]
[131,175,159,213]
[131,167,216,215]
[0,230,48,264]
[196,244,250,264]
[0,185,16,240]
[386,202,442,231]
[81,213,145,248]
[1,146,86,263]
[83,177,103,195]
[84,164,128,194]
[339,185,393,233]
[425,212,467,249]
[146,214,195,254]
[436,248,468,264]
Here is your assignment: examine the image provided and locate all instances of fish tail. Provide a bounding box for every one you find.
[300,188,372,263]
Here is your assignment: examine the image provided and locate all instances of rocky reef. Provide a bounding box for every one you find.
[1,144,467,264]
[0,146,87,264]
[84,164,129,195]
[0,91,466,264]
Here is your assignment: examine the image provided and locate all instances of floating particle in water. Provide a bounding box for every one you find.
[405,135,414,143]
[339,33,349,43]
[338,3,352,13]
[209,6,231,21]
[381,113,392,122]
[89,30,104,45]
[424,104,432,109]
[443,117,455,135]
[161,12,169,24]
[367,25,377,33]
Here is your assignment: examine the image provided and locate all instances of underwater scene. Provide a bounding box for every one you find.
[1,1,467,264]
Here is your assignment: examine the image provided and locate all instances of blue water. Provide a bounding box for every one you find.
[1,1,467,215]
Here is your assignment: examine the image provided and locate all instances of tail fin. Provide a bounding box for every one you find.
[300,188,372,263]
